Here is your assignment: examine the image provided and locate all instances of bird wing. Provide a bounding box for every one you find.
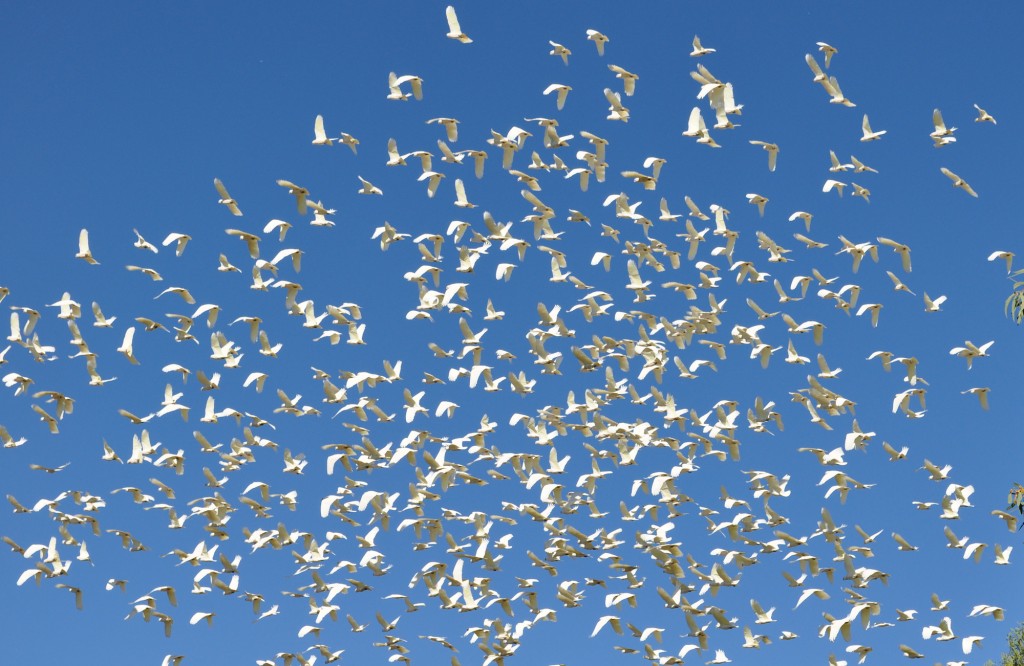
[445,5,462,35]
[454,178,468,204]
[213,178,230,199]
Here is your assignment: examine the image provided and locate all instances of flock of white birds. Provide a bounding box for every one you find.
[2,6,1019,666]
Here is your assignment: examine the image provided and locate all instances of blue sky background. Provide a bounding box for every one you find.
[2,2,1023,664]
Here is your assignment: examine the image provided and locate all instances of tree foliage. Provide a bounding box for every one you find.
[989,622,1024,665]
[1004,270,1024,324]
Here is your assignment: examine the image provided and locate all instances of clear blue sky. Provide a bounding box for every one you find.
[1,2,1023,664]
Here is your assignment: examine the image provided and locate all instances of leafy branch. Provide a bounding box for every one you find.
[1004,269,1024,324]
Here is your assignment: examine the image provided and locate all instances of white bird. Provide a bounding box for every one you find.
[746,193,769,217]
[270,248,303,273]
[403,389,428,423]
[682,108,705,138]
[161,233,191,257]
[850,154,877,173]
[860,114,886,141]
[886,271,914,295]
[877,237,912,272]
[426,117,460,142]
[217,254,240,272]
[591,614,623,637]
[357,176,383,196]
[988,250,1014,273]
[213,178,242,216]
[817,41,838,67]
[125,265,162,281]
[312,114,332,145]
[337,132,360,153]
[587,29,609,55]
[940,167,978,197]
[75,229,99,265]
[608,64,639,96]
[944,525,969,549]
[921,459,953,481]
[0,425,26,449]
[132,228,159,253]
[949,340,994,368]
[750,599,776,624]
[55,583,83,610]
[604,87,630,122]
[825,75,855,106]
[795,588,829,608]
[786,340,810,365]
[549,41,571,65]
[417,171,445,199]
[974,103,996,124]
[706,649,731,664]
[453,179,476,208]
[263,219,292,242]
[117,327,139,365]
[962,636,984,654]
[388,72,423,101]
[806,53,828,83]
[930,108,957,145]
[686,195,710,220]
[892,532,918,551]
[691,35,715,56]
[882,441,909,461]
[898,644,924,659]
[749,141,779,171]
[829,150,853,172]
[445,6,472,43]
[155,286,195,304]
[961,387,990,410]
[970,604,1005,621]
[276,179,309,214]
[845,645,871,664]
[823,179,847,197]
[189,611,215,627]
[683,107,719,147]
[543,83,572,112]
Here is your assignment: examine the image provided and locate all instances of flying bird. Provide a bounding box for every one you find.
[312,114,333,145]
[691,35,715,56]
[445,6,472,43]
[749,140,779,171]
[543,83,572,111]
[860,114,886,141]
[817,41,837,67]
[276,179,309,214]
[587,29,609,55]
[75,229,99,265]
[548,41,571,65]
[213,178,242,215]
[940,167,978,197]
[973,103,996,124]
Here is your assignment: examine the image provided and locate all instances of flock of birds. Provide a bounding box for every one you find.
[2,6,1018,666]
